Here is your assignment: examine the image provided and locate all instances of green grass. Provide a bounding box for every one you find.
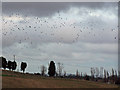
[2,74,16,77]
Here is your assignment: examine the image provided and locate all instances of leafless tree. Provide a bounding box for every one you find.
[115,70,117,77]
[57,62,64,76]
[95,67,99,78]
[104,69,107,82]
[76,69,79,77]
[91,67,95,80]
[112,68,114,76]
[114,70,118,83]
[100,67,103,78]
[64,71,66,77]
[118,71,120,77]
[80,72,83,79]
[107,71,109,78]
[41,65,47,76]
[106,71,109,82]
[56,71,58,77]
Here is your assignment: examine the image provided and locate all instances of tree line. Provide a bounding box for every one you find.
[0,56,27,73]
[0,56,120,85]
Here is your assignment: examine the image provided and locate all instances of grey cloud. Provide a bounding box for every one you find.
[2,2,118,74]
[2,2,117,17]
[2,2,70,17]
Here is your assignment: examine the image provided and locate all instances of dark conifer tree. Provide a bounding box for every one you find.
[1,57,7,69]
[21,62,27,73]
[48,61,56,76]
[7,61,12,70]
[11,61,17,71]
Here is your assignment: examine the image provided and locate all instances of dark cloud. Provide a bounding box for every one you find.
[2,2,69,17]
[2,2,117,17]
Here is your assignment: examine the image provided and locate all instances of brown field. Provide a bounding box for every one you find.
[1,70,119,88]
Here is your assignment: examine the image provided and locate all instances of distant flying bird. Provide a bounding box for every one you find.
[2,10,118,48]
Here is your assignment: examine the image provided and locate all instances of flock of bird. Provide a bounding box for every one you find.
[2,10,118,50]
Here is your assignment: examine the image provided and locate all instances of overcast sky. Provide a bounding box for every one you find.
[2,2,118,75]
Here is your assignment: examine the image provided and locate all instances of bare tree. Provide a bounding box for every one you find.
[95,67,99,78]
[64,71,66,77]
[111,68,115,83]
[56,71,58,77]
[104,69,107,82]
[80,72,83,79]
[100,67,103,78]
[106,71,109,82]
[112,68,114,77]
[41,65,47,76]
[115,70,118,83]
[115,70,117,77]
[95,67,99,81]
[76,69,79,77]
[118,71,120,77]
[91,67,95,80]
[107,71,109,78]
[57,62,64,76]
